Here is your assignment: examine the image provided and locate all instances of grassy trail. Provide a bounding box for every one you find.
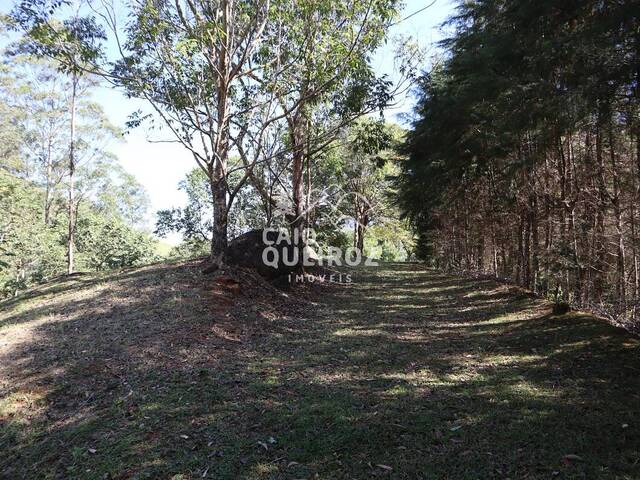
[1,262,639,479]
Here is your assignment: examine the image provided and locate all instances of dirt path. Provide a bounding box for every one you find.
[1,262,640,479]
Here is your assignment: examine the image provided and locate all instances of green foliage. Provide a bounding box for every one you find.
[11,8,106,75]
[316,119,413,256]
[314,225,352,252]
[0,170,65,296]
[155,168,212,242]
[10,0,406,264]
[398,0,640,259]
[167,238,210,260]
[155,166,266,247]
[266,0,399,103]
[0,51,155,298]
[0,166,156,297]
[395,0,640,323]
[75,211,156,271]
[363,222,415,262]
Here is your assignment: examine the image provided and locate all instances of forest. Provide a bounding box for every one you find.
[2,1,640,479]
[398,0,640,330]
[0,50,159,296]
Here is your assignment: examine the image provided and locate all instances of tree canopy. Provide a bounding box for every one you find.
[398,0,640,325]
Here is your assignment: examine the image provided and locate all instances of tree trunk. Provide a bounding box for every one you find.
[356,213,368,253]
[516,213,522,285]
[491,223,498,277]
[609,126,626,311]
[66,73,77,275]
[291,115,305,232]
[635,127,640,303]
[44,137,52,225]
[209,0,232,266]
[543,154,552,296]
[531,192,539,293]
[288,106,308,270]
[210,168,228,262]
[592,124,606,301]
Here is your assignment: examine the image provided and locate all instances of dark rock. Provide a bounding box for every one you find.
[226,229,306,278]
[552,302,571,315]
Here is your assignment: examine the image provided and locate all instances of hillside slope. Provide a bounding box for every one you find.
[1,262,639,479]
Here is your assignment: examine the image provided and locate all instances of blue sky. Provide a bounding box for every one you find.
[3,0,455,240]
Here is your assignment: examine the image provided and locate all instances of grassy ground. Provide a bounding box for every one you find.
[1,261,639,479]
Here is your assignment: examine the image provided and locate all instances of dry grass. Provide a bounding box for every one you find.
[1,261,639,479]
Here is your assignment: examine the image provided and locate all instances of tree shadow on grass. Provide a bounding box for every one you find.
[1,262,640,479]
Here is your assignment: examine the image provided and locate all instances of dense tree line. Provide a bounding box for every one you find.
[399,0,640,326]
[0,52,156,297]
